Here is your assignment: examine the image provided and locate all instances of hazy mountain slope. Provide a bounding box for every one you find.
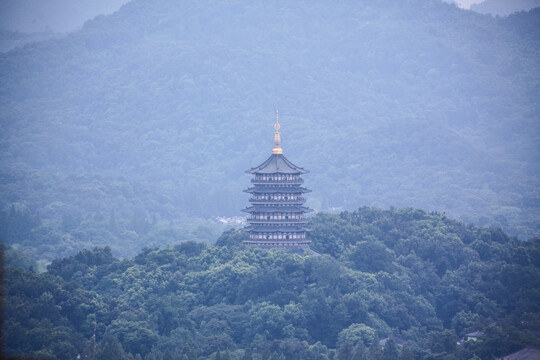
[0,0,538,257]
[0,30,60,53]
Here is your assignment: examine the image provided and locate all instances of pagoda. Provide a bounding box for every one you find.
[242,111,313,250]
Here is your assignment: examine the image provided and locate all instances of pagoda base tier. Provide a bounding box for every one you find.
[243,240,312,246]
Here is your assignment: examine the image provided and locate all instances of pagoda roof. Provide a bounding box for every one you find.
[244,186,311,194]
[246,154,309,174]
[243,225,311,232]
[242,205,314,213]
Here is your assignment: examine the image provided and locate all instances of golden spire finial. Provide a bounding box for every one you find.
[272,110,283,154]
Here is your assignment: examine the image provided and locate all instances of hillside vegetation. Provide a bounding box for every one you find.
[3,208,540,359]
[0,0,539,263]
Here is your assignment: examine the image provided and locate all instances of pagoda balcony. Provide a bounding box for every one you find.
[249,198,306,204]
[251,178,304,185]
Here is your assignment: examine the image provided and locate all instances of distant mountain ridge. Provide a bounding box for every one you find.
[0,29,59,53]
[0,0,538,260]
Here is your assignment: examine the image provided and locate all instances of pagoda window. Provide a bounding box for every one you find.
[285,215,289,219]
[286,235,289,239]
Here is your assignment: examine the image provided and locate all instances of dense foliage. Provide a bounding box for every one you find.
[0,0,539,265]
[0,199,231,269]
[4,207,540,359]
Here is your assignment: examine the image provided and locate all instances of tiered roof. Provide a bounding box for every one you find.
[243,186,311,194]
[242,205,313,213]
[242,225,311,232]
[246,153,309,174]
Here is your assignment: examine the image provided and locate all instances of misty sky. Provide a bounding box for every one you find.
[0,0,128,33]
[456,0,485,8]
[0,0,485,33]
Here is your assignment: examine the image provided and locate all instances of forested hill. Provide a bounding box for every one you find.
[0,0,539,263]
[3,208,540,359]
